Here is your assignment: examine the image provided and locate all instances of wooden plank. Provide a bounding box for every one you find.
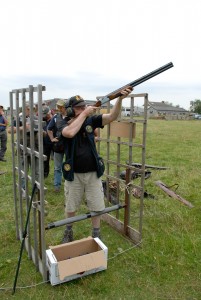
[101,213,141,244]
[110,121,136,138]
[155,180,194,208]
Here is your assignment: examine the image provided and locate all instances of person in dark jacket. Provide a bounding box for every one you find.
[61,87,133,243]
[47,99,69,192]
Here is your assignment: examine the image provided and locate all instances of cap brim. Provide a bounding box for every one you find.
[73,101,86,107]
[56,102,65,106]
[42,111,50,115]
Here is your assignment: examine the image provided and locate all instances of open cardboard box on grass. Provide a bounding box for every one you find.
[46,236,108,285]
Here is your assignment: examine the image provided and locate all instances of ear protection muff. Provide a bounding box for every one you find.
[65,99,75,118]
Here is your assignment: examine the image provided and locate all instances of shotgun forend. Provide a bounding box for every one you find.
[95,62,174,107]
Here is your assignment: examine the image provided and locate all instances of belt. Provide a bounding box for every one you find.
[0,129,5,132]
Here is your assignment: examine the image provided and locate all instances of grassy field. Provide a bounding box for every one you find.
[0,119,201,300]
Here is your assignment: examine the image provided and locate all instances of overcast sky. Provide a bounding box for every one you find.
[0,0,201,110]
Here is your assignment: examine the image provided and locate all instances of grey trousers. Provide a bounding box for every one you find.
[0,130,7,159]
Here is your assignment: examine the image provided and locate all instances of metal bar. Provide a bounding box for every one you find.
[29,85,39,270]
[15,91,24,237]
[45,204,126,230]
[37,84,47,281]
[138,94,148,237]
[12,86,46,93]
[124,169,130,234]
[116,136,121,218]
[10,91,19,239]
[106,102,111,206]
[15,144,47,160]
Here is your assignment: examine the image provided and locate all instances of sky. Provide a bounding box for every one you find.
[0,0,201,110]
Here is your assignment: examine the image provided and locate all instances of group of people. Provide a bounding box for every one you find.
[1,86,133,243]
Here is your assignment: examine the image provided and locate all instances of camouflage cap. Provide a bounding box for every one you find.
[56,99,66,107]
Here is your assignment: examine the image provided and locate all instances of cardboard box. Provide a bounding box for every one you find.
[110,121,136,139]
[46,236,108,285]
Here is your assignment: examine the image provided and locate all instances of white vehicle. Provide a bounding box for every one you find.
[122,108,131,117]
[194,114,201,119]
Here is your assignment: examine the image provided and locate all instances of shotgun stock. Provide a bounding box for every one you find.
[95,62,174,107]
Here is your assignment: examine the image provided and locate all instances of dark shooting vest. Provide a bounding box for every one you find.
[62,117,105,181]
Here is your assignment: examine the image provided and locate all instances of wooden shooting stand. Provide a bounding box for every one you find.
[96,93,148,243]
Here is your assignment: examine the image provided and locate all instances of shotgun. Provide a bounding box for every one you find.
[95,62,174,107]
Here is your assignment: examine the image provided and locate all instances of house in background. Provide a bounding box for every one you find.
[147,101,189,120]
[121,106,144,117]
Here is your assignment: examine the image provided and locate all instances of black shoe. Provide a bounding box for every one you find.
[0,158,6,162]
[92,229,101,239]
[54,187,61,193]
[62,228,74,243]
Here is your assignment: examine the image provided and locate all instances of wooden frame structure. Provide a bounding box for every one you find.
[97,93,148,243]
[10,85,148,281]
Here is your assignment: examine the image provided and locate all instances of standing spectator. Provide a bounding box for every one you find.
[0,105,8,162]
[61,88,133,243]
[47,99,69,192]
[8,104,39,191]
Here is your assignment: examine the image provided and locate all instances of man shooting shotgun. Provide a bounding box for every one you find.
[95,62,174,107]
[61,88,133,243]
[57,62,173,242]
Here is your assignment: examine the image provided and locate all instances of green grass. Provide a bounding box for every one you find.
[1,119,201,299]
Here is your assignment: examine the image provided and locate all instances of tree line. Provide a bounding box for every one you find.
[190,100,201,114]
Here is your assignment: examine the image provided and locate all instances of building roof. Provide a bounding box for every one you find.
[148,101,188,113]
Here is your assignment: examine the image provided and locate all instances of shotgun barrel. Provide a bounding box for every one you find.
[95,62,174,107]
